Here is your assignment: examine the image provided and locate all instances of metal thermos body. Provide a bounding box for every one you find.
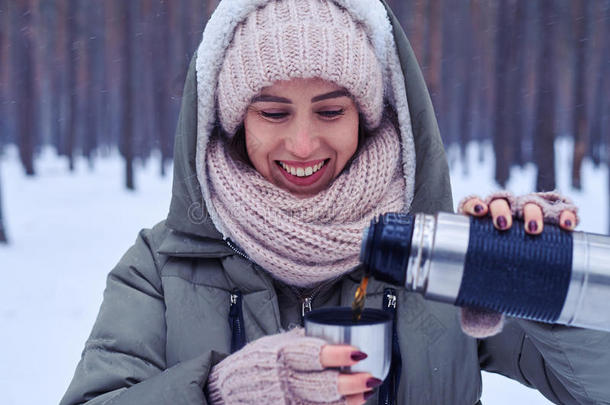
[361,212,610,332]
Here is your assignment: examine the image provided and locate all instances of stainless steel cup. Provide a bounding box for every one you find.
[304,307,392,380]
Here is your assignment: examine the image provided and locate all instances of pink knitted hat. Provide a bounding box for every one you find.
[217,0,384,135]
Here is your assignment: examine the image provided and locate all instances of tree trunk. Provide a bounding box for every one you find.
[587,0,607,167]
[570,0,589,189]
[0,0,9,146]
[122,0,135,190]
[53,0,69,157]
[67,1,79,171]
[426,0,442,119]
[410,0,427,68]
[458,2,474,161]
[15,0,36,175]
[84,2,103,169]
[153,0,172,177]
[0,165,7,243]
[533,0,557,192]
[493,0,518,187]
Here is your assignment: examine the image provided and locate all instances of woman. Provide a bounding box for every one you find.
[60,1,609,404]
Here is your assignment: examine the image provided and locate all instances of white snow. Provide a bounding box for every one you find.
[0,139,606,404]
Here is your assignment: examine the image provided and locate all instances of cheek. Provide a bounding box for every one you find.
[334,116,360,164]
[244,118,275,177]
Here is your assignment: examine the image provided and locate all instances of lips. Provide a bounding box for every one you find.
[276,159,329,187]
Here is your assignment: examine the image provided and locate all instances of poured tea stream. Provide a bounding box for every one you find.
[351,274,369,322]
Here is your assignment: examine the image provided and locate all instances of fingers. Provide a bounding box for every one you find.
[559,210,577,231]
[337,372,382,396]
[488,199,512,230]
[461,193,578,235]
[522,203,543,234]
[460,197,488,217]
[461,197,511,230]
[522,204,577,233]
[320,347,380,404]
[345,390,376,405]
[461,197,513,231]
[320,345,367,368]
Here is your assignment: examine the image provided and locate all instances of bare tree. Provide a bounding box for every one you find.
[0,160,6,243]
[0,0,8,147]
[493,0,524,186]
[122,0,135,190]
[571,0,590,189]
[587,0,608,167]
[426,0,442,118]
[66,0,79,171]
[152,0,172,176]
[14,0,37,175]
[533,0,557,192]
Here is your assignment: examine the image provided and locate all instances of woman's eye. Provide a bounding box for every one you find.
[318,109,344,118]
[261,111,288,120]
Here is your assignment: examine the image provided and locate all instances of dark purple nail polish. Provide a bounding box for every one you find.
[564,219,572,228]
[350,351,368,361]
[496,216,507,229]
[366,377,383,388]
[364,390,375,401]
[474,204,484,214]
[528,220,538,233]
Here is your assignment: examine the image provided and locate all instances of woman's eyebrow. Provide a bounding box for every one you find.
[311,90,350,103]
[251,94,292,103]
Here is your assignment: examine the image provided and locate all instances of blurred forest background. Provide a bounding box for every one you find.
[0,0,609,244]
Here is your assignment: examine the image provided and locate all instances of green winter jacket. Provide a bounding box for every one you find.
[60,1,610,404]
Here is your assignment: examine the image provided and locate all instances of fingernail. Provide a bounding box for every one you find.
[366,377,383,388]
[496,216,507,229]
[364,390,375,400]
[350,351,368,361]
[474,204,484,214]
[528,220,538,232]
[564,219,572,228]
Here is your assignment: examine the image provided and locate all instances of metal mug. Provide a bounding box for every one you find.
[304,307,392,380]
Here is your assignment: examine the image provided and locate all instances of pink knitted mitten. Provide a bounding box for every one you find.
[457,190,578,338]
[207,328,345,405]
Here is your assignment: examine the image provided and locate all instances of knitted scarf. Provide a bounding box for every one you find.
[205,120,406,287]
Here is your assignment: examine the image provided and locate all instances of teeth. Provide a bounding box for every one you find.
[279,161,326,177]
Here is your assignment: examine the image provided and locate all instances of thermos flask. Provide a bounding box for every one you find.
[360,212,610,332]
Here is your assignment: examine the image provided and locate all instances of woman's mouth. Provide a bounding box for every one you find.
[275,159,330,187]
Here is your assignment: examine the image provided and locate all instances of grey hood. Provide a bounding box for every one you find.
[164,0,453,242]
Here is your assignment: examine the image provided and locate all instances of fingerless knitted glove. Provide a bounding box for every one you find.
[206,328,345,405]
[457,190,579,338]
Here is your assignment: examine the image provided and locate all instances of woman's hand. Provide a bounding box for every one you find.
[207,328,379,405]
[456,190,579,338]
[320,345,381,405]
[458,190,579,233]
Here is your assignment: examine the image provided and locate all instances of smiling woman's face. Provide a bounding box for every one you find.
[243,78,359,197]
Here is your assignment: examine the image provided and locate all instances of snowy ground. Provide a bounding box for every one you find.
[0,139,606,404]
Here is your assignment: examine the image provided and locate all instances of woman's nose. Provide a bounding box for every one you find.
[285,125,319,159]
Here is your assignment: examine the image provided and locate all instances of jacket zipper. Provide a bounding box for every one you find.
[379,288,400,405]
[294,277,339,322]
[302,296,313,317]
[229,289,246,353]
[225,238,336,324]
[225,238,253,262]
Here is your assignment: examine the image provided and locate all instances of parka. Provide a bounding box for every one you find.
[60,1,610,404]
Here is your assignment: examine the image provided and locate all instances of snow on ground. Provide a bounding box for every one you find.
[0,139,606,405]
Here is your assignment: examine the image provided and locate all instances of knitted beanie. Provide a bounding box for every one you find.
[217,0,384,135]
